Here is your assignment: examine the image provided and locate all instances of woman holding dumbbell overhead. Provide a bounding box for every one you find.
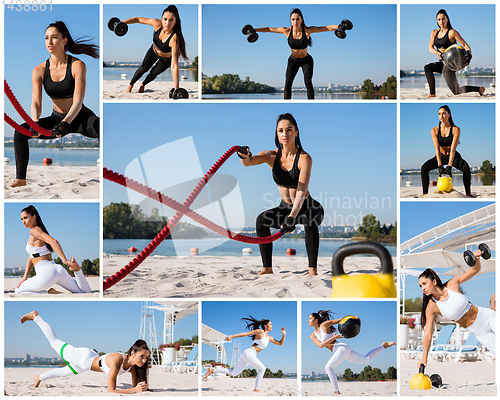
[424,9,485,98]
[118,5,187,94]
[245,9,352,99]
[238,113,324,275]
[420,105,473,197]
[308,311,396,394]
[417,246,496,368]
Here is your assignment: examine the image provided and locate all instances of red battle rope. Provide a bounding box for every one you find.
[103,146,285,291]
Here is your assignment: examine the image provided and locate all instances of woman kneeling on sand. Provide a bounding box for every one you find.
[21,311,149,394]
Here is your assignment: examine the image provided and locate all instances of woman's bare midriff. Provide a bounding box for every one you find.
[91,356,103,372]
[31,253,53,267]
[51,98,73,115]
[153,44,172,59]
[252,344,262,355]
[439,147,451,156]
[278,186,309,204]
[290,48,308,58]
[455,304,479,328]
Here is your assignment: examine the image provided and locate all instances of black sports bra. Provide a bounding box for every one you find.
[43,55,75,100]
[437,124,454,147]
[434,30,455,49]
[288,26,308,50]
[153,27,174,53]
[272,148,301,188]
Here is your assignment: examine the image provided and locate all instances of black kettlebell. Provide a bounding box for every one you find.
[108,17,128,37]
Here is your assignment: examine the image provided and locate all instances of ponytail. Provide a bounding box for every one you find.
[241,315,270,341]
[21,205,53,252]
[46,21,99,59]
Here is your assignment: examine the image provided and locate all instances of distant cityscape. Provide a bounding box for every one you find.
[303,371,341,380]
[401,166,482,175]
[5,355,62,366]
[402,66,495,76]
[4,133,98,143]
[104,61,193,68]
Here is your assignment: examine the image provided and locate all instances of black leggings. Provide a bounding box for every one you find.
[421,151,471,195]
[424,61,480,96]
[285,54,314,100]
[13,105,99,179]
[256,196,324,268]
[130,45,172,86]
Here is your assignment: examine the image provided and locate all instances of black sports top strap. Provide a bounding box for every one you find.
[288,26,308,50]
[153,27,174,53]
[434,30,455,49]
[437,124,454,147]
[272,148,301,188]
[42,55,75,100]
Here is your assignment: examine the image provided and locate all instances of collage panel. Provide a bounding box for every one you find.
[103,4,199,100]
[202,4,396,100]
[399,202,495,394]
[4,4,100,199]
[302,301,397,396]
[4,300,199,395]
[201,300,297,396]
[400,4,495,100]
[4,202,100,297]
[400,103,495,199]
[102,102,396,298]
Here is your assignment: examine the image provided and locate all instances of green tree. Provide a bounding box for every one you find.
[81,259,94,276]
[359,214,381,240]
[361,79,375,93]
[343,368,354,381]
[192,56,198,82]
[386,366,397,380]
[480,160,494,174]
[264,367,274,377]
[276,369,283,377]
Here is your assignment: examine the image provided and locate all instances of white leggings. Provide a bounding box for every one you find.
[213,347,266,390]
[34,315,98,381]
[325,343,385,391]
[15,260,91,295]
[467,306,496,354]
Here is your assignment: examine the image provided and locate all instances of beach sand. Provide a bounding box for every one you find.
[203,376,297,396]
[4,165,99,200]
[301,381,397,396]
[400,87,495,100]
[4,276,100,298]
[4,365,198,396]
[399,356,496,396]
[103,80,199,100]
[400,185,495,199]
[103,254,397,298]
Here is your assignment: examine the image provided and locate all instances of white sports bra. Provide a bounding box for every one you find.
[26,242,51,258]
[315,326,337,342]
[99,353,132,376]
[433,288,472,321]
[253,334,270,349]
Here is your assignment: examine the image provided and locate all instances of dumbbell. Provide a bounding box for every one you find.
[334,19,353,39]
[430,374,442,388]
[463,243,491,267]
[169,87,189,99]
[108,17,128,37]
[242,24,259,43]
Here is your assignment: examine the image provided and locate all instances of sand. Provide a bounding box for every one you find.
[301,381,397,396]
[400,87,495,100]
[103,80,199,100]
[203,376,297,396]
[399,356,496,396]
[4,165,99,200]
[103,254,397,298]
[400,185,495,199]
[4,365,198,396]
[4,276,100,298]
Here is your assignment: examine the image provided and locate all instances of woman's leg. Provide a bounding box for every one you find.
[468,307,496,354]
[256,204,288,271]
[420,156,439,195]
[443,66,481,95]
[54,263,92,293]
[129,46,158,86]
[214,348,266,390]
[15,263,60,295]
[142,57,172,86]
[69,105,99,140]
[284,56,301,100]
[424,62,443,96]
[297,198,324,271]
[451,151,472,195]
[345,345,385,364]
[325,343,351,392]
[301,55,314,100]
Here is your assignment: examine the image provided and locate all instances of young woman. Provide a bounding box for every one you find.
[418,251,496,367]
[420,105,473,197]
[15,205,92,295]
[204,316,286,392]
[20,310,149,393]
[10,21,99,188]
[238,113,324,275]
[252,9,342,99]
[308,310,396,394]
[122,5,188,93]
[424,9,485,98]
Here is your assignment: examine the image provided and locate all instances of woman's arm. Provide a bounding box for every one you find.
[448,249,482,288]
[450,30,471,52]
[107,356,148,394]
[428,30,442,56]
[446,126,461,166]
[289,153,312,218]
[122,17,161,29]
[238,149,275,168]
[170,34,180,89]
[226,329,261,341]
[307,25,338,34]
[269,327,286,346]
[59,60,85,126]
[31,64,44,123]
[254,26,289,35]
[17,257,34,288]
[420,305,436,367]
[431,127,443,166]
[309,331,344,349]
[30,228,70,265]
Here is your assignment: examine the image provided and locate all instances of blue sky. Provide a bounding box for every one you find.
[202,301,297,374]
[400,103,495,169]
[400,202,495,308]
[302,301,397,375]
[202,5,396,87]
[103,5,198,63]
[4,203,99,269]
[4,301,198,358]
[103,103,396,227]
[4,4,100,131]
[400,5,495,70]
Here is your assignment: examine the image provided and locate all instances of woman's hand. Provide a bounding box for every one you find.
[332,333,344,340]
[281,327,286,335]
[237,146,251,159]
[17,277,27,288]
[65,257,81,272]
[225,335,233,342]
[416,360,427,369]
[134,382,149,393]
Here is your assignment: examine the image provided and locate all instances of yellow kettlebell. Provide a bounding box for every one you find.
[437,175,453,192]
[331,242,397,298]
[410,364,432,390]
